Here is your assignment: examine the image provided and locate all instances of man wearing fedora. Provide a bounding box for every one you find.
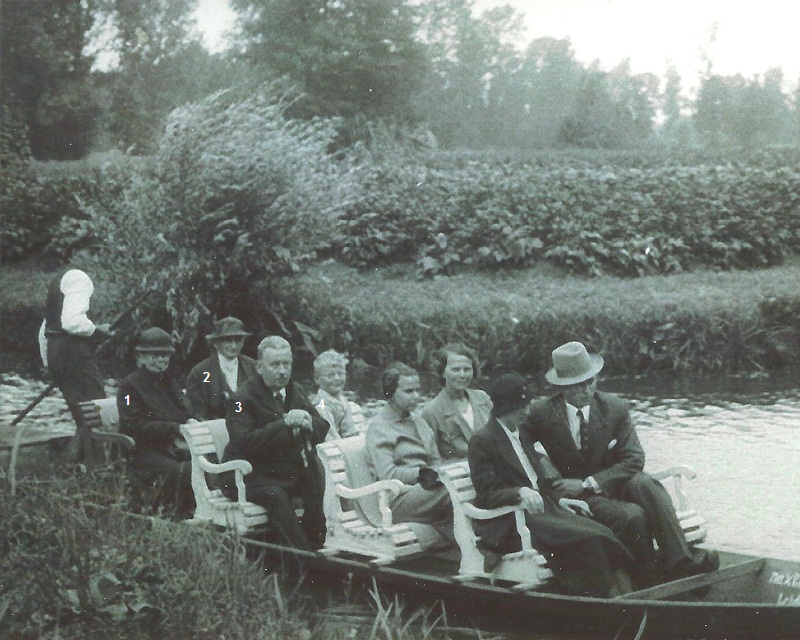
[526,341,719,583]
[469,373,634,598]
[186,317,258,420]
[118,327,195,515]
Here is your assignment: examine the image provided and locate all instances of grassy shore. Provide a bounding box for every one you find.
[4,260,800,378]
[279,260,800,377]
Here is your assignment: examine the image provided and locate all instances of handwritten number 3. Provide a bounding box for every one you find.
[235,402,242,413]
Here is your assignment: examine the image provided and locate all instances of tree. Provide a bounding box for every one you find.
[513,37,583,148]
[0,0,99,159]
[92,0,241,153]
[232,0,429,123]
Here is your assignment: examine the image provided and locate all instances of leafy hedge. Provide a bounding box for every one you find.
[329,148,800,277]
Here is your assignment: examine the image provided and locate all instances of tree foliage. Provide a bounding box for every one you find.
[0,0,98,159]
[232,0,429,122]
[91,82,359,355]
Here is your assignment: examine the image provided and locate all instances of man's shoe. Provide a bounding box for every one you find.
[674,549,720,578]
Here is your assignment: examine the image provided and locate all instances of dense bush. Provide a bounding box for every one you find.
[88,82,360,359]
[329,148,800,277]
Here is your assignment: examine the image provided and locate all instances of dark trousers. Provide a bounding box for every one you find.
[477,502,634,598]
[130,449,194,516]
[224,464,326,551]
[48,334,105,463]
[587,472,693,575]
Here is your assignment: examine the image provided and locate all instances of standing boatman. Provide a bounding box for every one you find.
[38,268,112,460]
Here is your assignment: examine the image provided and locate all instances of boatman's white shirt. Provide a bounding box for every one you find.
[38,269,97,366]
[498,419,539,490]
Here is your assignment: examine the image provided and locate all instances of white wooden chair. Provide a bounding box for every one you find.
[77,398,135,472]
[439,460,709,590]
[179,420,269,535]
[438,460,554,590]
[317,434,446,565]
[651,465,708,546]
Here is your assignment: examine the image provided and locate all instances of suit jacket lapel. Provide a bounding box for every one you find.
[585,395,609,467]
[440,391,474,442]
[489,418,530,486]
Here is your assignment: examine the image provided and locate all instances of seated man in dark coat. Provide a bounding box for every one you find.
[224,335,329,549]
[526,341,719,584]
[469,373,634,598]
[118,327,194,515]
[186,316,257,420]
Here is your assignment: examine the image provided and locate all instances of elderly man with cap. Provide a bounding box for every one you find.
[526,341,719,585]
[118,327,194,515]
[186,316,257,420]
[469,373,634,598]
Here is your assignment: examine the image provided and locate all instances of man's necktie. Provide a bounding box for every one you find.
[275,391,285,409]
[577,408,590,455]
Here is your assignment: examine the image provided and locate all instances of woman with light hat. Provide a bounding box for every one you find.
[186,317,257,420]
[118,327,194,515]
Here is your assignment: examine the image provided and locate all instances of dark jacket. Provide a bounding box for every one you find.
[525,391,645,497]
[185,354,258,420]
[118,368,191,454]
[224,376,329,481]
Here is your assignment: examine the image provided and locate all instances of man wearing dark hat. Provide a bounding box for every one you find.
[118,327,194,515]
[526,341,719,583]
[186,317,257,420]
[469,373,634,598]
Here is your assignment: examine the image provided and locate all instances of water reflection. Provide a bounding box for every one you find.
[2,371,799,563]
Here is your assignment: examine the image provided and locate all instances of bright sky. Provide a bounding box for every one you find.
[195,0,800,93]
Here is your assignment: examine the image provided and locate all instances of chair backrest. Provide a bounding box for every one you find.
[439,461,476,507]
[181,419,227,459]
[330,434,385,528]
[79,397,120,431]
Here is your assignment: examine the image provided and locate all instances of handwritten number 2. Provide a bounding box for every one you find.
[202,371,210,383]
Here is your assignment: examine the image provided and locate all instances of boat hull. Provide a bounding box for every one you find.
[247,540,800,639]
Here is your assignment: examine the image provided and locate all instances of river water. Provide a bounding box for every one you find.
[2,370,798,563]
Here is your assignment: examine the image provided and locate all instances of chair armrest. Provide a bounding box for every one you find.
[335,478,405,500]
[90,431,135,451]
[463,502,524,520]
[651,465,697,512]
[197,456,253,476]
[195,455,253,504]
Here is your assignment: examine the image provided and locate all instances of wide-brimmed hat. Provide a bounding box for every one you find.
[135,327,175,354]
[488,373,534,417]
[545,341,604,386]
[206,316,250,341]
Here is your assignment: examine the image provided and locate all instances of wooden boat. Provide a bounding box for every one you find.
[66,402,800,639]
[243,538,800,640]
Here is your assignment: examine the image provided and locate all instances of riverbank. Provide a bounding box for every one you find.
[279,260,800,377]
[4,260,800,379]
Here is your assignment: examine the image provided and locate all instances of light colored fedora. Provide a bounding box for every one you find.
[545,341,604,386]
